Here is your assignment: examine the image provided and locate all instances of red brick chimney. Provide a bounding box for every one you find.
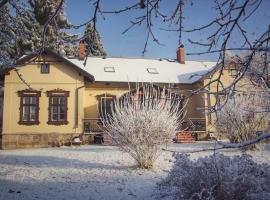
[176,44,185,64]
[79,41,86,60]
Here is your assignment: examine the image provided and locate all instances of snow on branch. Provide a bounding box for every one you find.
[162,132,270,154]
[217,132,270,149]
[101,84,187,169]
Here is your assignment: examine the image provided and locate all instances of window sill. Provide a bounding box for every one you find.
[18,121,40,126]
[47,121,69,126]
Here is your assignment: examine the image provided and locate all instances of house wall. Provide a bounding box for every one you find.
[204,65,256,135]
[84,83,129,119]
[1,54,209,149]
[83,82,205,126]
[1,55,85,149]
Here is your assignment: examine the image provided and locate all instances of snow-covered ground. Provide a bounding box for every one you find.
[0,142,269,200]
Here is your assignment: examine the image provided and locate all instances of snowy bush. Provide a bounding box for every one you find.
[101,84,186,169]
[216,92,270,150]
[158,153,270,200]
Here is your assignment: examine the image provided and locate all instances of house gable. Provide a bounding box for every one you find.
[1,50,89,148]
[3,49,94,85]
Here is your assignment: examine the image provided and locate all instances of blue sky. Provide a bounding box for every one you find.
[66,0,270,61]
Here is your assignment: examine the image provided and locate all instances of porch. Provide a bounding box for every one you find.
[82,117,207,144]
[82,118,111,145]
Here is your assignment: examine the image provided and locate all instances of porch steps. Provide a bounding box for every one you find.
[175,131,195,143]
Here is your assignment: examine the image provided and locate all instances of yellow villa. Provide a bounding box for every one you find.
[0,45,241,149]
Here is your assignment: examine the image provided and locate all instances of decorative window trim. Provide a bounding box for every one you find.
[97,94,116,122]
[95,93,116,100]
[18,90,41,125]
[46,89,69,125]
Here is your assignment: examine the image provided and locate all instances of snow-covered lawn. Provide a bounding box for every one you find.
[0,142,269,200]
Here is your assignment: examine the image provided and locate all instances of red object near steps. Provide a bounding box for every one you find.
[175,131,195,143]
[103,133,112,145]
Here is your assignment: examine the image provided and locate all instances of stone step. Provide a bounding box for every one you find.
[177,140,196,143]
[176,138,194,141]
[176,136,194,139]
[175,136,194,139]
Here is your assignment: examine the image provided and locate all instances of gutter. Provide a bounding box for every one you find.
[74,85,85,129]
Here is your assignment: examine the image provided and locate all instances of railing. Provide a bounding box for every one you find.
[83,118,103,133]
[185,118,206,132]
[83,117,206,134]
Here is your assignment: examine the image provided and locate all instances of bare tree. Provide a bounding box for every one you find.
[66,0,269,117]
[2,1,269,87]
[101,84,186,169]
[185,0,270,114]
[216,91,270,150]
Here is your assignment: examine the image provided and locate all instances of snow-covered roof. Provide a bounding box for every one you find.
[67,57,217,84]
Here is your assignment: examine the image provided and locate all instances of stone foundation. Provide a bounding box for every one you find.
[0,133,83,150]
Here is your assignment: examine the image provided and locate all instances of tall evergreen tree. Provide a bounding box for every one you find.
[83,23,106,57]
[28,0,77,50]
[0,0,107,67]
[0,5,15,66]
[0,0,78,67]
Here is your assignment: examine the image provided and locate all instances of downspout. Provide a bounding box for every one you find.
[207,81,212,124]
[74,85,85,130]
[74,71,95,132]
[0,79,4,147]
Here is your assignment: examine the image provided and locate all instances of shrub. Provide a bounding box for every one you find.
[101,84,186,169]
[158,153,270,200]
[216,92,270,150]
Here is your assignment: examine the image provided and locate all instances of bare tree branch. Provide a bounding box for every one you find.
[0,0,8,9]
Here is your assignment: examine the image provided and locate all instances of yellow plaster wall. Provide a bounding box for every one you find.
[84,84,129,119]
[83,82,205,122]
[2,55,85,135]
[204,68,255,133]
[2,55,208,137]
